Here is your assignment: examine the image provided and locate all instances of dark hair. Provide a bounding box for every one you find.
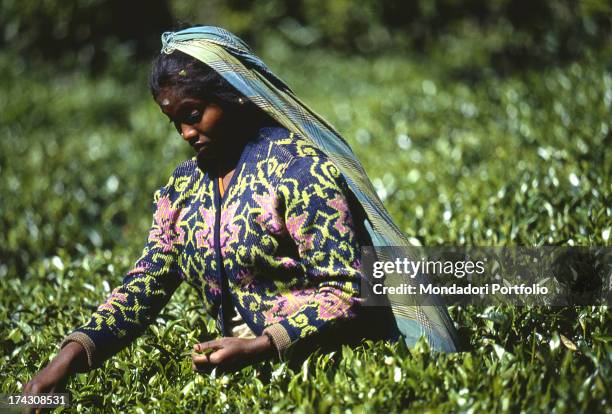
[148,49,245,107]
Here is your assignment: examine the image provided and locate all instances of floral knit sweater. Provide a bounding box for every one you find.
[60,126,369,368]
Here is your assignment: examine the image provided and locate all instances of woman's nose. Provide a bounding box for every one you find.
[180,124,198,140]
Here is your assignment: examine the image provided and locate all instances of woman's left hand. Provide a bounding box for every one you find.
[191,336,274,373]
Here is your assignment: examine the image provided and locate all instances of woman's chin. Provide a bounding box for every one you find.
[196,148,217,162]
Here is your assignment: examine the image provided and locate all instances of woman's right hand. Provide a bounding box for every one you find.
[22,341,88,413]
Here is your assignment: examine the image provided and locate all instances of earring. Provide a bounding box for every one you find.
[238,97,245,105]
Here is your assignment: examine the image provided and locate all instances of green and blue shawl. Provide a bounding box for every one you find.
[160,26,459,352]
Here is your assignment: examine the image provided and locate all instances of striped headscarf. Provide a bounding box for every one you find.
[160,26,459,352]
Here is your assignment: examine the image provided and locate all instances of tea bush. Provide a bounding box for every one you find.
[0,42,610,412]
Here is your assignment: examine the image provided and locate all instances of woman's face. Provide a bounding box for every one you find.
[156,87,226,160]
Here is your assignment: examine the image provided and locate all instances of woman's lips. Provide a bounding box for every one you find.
[194,142,217,158]
[192,140,212,152]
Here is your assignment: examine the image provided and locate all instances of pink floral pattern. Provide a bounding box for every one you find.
[280,257,298,268]
[195,205,216,250]
[236,268,256,290]
[205,275,221,296]
[286,212,315,254]
[97,287,128,312]
[263,288,317,325]
[126,261,152,276]
[220,201,241,255]
[253,185,284,234]
[148,195,185,252]
[314,287,359,320]
[327,194,352,235]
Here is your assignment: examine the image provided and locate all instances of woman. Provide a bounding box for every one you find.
[23,26,458,396]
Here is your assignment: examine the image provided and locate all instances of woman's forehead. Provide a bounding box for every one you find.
[157,87,201,108]
[157,87,182,106]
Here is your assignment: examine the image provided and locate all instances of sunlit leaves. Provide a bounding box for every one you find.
[1,35,610,413]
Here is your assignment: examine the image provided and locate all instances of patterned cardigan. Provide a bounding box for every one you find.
[60,126,375,368]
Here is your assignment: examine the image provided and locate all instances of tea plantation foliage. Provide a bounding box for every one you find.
[1,40,610,412]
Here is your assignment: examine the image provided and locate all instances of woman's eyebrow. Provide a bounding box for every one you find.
[162,101,192,116]
[163,102,203,125]
[174,99,205,115]
[179,97,204,106]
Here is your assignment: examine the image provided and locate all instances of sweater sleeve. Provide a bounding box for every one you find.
[59,172,186,369]
[262,155,363,356]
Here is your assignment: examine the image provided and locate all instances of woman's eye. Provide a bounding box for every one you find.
[185,109,202,124]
